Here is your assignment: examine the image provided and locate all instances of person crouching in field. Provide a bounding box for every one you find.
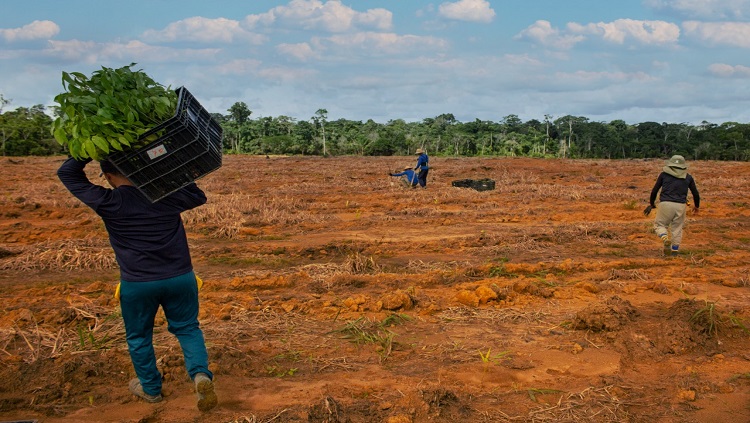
[644,155,700,256]
[57,157,218,412]
[390,167,418,188]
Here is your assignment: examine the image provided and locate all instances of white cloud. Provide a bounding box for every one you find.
[243,11,277,28]
[215,59,262,75]
[515,20,584,50]
[644,0,750,20]
[277,42,317,61]
[569,19,680,45]
[708,63,750,77]
[683,21,750,47]
[44,39,99,62]
[318,32,447,55]
[100,40,219,62]
[501,54,545,67]
[555,70,656,83]
[215,59,315,83]
[256,66,317,82]
[44,39,218,63]
[517,19,679,49]
[0,20,59,42]
[244,0,392,32]
[141,17,267,44]
[438,0,496,23]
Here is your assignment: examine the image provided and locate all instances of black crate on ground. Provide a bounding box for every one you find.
[471,178,495,191]
[106,87,223,202]
[451,179,474,188]
[451,178,495,191]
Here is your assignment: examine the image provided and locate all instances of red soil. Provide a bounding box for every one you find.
[1,155,750,423]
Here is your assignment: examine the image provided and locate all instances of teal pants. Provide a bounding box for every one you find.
[120,271,212,396]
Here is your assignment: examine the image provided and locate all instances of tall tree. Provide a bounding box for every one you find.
[0,94,11,156]
[227,102,252,153]
[312,109,328,156]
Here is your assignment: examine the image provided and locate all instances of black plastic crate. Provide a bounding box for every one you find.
[451,178,495,191]
[471,178,495,191]
[106,87,223,202]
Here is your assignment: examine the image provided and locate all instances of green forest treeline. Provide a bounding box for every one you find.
[1,96,749,160]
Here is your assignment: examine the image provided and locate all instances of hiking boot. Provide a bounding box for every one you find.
[658,234,670,254]
[128,378,162,403]
[671,245,679,256]
[194,373,217,412]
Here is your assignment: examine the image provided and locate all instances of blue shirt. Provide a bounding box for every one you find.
[391,169,418,185]
[57,158,207,282]
[415,153,429,171]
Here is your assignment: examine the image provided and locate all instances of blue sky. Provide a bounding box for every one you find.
[2,0,750,125]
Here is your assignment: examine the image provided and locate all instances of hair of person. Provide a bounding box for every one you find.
[99,159,122,176]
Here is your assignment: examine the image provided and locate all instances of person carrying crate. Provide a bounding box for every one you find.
[57,157,218,412]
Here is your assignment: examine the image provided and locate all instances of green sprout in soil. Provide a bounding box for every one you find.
[478,348,511,366]
[690,300,720,337]
[329,313,410,362]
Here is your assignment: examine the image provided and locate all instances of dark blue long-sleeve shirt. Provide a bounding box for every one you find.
[649,172,700,208]
[57,157,207,282]
[414,153,429,171]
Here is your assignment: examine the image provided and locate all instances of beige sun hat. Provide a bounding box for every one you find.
[663,155,688,179]
[415,148,425,154]
[666,155,688,169]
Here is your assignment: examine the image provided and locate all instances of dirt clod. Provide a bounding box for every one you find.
[573,296,639,331]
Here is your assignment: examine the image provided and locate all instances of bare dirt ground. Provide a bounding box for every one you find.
[1,155,750,423]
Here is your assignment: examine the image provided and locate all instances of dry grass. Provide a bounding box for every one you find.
[343,251,380,274]
[183,193,328,238]
[482,385,660,422]
[1,156,748,421]
[0,238,116,271]
[439,307,552,324]
[0,297,124,363]
[605,269,648,282]
[405,260,474,274]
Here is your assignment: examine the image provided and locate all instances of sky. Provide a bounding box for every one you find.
[2,0,750,125]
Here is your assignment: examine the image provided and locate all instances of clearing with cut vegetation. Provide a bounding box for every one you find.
[1,155,750,423]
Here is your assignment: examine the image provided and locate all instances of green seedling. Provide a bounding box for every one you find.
[52,63,177,160]
[727,313,750,334]
[265,365,298,378]
[691,300,720,337]
[489,265,519,278]
[478,348,511,365]
[76,325,111,350]
[330,314,410,362]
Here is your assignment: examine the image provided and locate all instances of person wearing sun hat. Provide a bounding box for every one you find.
[413,148,430,188]
[644,155,700,256]
[389,166,419,187]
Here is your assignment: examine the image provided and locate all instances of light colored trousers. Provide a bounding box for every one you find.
[653,201,687,246]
